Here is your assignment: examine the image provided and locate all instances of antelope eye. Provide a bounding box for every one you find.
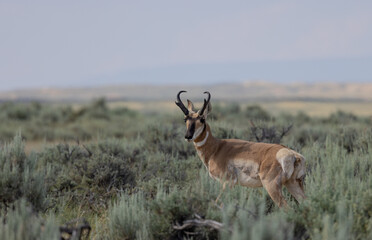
[184,118,187,122]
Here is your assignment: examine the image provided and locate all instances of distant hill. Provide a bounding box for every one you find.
[1,82,372,102]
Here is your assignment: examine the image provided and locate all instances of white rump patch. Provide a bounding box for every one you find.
[276,148,296,179]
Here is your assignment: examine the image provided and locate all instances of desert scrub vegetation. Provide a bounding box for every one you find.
[0,133,47,211]
[0,100,372,239]
[0,199,59,240]
[0,98,141,142]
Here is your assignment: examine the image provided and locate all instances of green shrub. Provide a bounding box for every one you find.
[0,199,59,240]
[73,98,110,120]
[108,193,151,240]
[211,103,241,120]
[38,105,73,124]
[225,103,241,115]
[287,137,372,239]
[249,122,292,144]
[325,110,358,125]
[221,205,294,240]
[0,134,47,210]
[141,123,195,160]
[289,125,328,148]
[211,121,243,139]
[38,141,137,203]
[148,184,217,239]
[0,99,140,142]
[295,111,311,123]
[245,105,271,121]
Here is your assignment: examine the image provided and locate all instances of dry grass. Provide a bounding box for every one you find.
[107,100,372,117]
[24,140,93,155]
[258,101,372,117]
[25,100,372,154]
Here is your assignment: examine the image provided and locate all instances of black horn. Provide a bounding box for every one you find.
[199,91,211,116]
[175,90,189,115]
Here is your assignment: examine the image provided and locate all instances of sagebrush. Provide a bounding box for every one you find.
[0,100,371,239]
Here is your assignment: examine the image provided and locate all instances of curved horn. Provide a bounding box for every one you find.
[175,90,189,115]
[199,91,211,116]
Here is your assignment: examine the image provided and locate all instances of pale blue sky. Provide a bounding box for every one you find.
[1,1,372,91]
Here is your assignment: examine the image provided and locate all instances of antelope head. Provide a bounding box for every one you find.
[175,91,212,142]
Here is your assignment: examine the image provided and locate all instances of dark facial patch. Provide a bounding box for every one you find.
[185,121,195,139]
[189,122,195,134]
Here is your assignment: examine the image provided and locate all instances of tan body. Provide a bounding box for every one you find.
[194,124,306,207]
[176,91,306,208]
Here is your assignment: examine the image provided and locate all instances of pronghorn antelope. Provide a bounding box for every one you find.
[175,91,306,208]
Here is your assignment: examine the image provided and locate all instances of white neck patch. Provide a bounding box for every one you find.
[192,126,204,140]
[194,131,209,147]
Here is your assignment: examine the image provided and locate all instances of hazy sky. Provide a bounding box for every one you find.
[1,1,372,91]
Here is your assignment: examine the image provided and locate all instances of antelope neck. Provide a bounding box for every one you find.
[193,124,208,147]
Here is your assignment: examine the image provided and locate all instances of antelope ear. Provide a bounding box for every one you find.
[187,99,195,112]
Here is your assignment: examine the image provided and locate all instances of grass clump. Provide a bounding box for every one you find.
[108,193,151,240]
[0,133,47,211]
[37,140,138,211]
[0,199,59,240]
